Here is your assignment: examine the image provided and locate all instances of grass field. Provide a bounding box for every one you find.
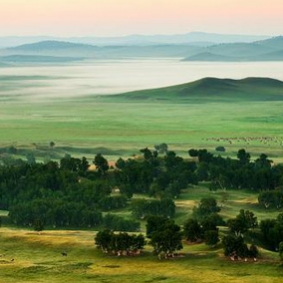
[1,95,283,162]
[1,186,283,283]
[1,75,283,162]
[1,74,283,281]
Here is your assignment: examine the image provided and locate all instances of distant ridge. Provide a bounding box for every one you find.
[111,77,283,102]
[7,40,97,51]
[1,35,282,62]
[182,36,283,62]
[0,32,270,48]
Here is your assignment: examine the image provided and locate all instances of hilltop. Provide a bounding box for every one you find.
[183,36,283,62]
[109,77,283,102]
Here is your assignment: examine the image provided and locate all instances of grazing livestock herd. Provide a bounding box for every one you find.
[206,136,283,146]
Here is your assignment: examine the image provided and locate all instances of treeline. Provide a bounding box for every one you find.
[0,148,198,228]
[188,148,282,192]
[95,201,283,259]
[1,146,283,229]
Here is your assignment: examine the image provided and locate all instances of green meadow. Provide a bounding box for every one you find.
[1,77,283,162]
[1,75,283,282]
[1,186,283,283]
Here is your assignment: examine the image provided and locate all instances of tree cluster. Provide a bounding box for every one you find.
[189,148,283,193]
[131,198,175,219]
[95,230,146,256]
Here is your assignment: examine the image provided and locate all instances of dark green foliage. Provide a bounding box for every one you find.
[215,146,226,152]
[146,216,172,238]
[95,230,146,255]
[188,149,199,157]
[259,214,283,251]
[33,218,44,232]
[204,230,219,246]
[154,143,168,154]
[222,234,259,259]
[184,213,221,244]
[222,235,248,257]
[114,148,197,198]
[227,218,248,236]
[60,155,89,173]
[183,219,202,242]
[99,195,128,211]
[237,149,250,165]
[188,149,213,162]
[140,147,157,160]
[227,210,257,236]
[237,209,258,229]
[150,222,183,256]
[131,198,175,219]
[93,153,109,175]
[103,214,140,232]
[279,242,283,261]
[9,199,103,228]
[249,244,259,258]
[258,190,283,209]
[94,229,112,252]
[193,197,221,220]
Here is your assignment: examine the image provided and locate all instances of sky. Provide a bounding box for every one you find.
[0,0,282,37]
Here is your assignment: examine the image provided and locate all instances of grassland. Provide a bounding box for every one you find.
[1,186,283,283]
[1,77,283,162]
[1,75,283,281]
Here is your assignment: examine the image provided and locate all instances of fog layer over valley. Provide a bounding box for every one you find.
[1,60,283,101]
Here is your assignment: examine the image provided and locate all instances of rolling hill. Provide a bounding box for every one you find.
[0,32,270,48]
[108,77,283,102]
[0,40,202,59]
[183,36,283,62]
[0,36,282,62]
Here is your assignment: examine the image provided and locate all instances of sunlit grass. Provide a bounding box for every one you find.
[0,227,282,283]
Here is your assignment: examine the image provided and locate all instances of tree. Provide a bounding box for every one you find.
[146,216,172,238]
[258,190,283,209]
[215,146,226,152]
[33,218,44,233]
[95,230,145,255]
[236,209,258,229]
[222,234,248,258]
[93,154,109,175]
[193,197,220,220]
[255,153,272,169]
[188,149,199,158]
[204,230,219,246]
[150,222,183,257]
[103,214,140,232]
[95,229,113,252]
[154,143,168,154]
[183,219,202,242]
[49,141,55,148]
[249,244,259,258]
[227,218,248,236]
[140,148,155,160]
[279,242,283,261]
[237,149,250,165]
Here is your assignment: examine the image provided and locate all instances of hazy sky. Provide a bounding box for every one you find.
[0,0,282,36]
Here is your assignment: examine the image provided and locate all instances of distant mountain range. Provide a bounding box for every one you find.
[110,77,283,102]
[0,33,283,64]
[183,37,283,62]
[0,32,270,48]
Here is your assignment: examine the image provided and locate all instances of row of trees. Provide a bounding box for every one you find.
[189,149,283,194]
[95,230,146,255]
[1,146,283,231]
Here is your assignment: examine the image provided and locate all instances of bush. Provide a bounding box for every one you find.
[215,146,226,152]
